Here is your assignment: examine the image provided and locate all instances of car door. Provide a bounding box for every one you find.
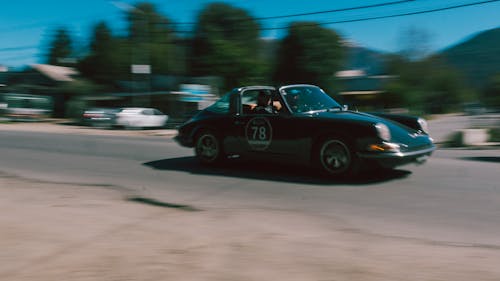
[140,108,155,127]
[232,87,298,158]
[152,109,167,127]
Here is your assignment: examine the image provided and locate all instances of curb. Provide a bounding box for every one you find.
[0,120,178,138]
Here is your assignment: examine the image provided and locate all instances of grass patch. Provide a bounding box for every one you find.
[442,131,463,147]
[489,128,500,142]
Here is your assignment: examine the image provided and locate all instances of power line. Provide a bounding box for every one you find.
[0,54,40,62]
[253,0,415,21]
[0,46,38,52]
[258,0,500,30]
[323,0,500,25]
[0,0,417,32]
[171,0,500,32]
[0,11,118,33]
[171,0,416,25]
[1,0,499,54]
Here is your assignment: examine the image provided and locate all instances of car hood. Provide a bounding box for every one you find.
[309,110,432,148]
[310,110,408,127]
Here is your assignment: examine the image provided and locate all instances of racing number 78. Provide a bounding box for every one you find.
[251,126,267,140]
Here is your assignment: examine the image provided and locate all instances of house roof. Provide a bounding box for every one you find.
[30,64,78,82]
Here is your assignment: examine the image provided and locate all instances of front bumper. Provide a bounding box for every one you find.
[174,133,194,148]
[357,145,436,168]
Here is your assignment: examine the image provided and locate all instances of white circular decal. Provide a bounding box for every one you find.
[245,117,273,151]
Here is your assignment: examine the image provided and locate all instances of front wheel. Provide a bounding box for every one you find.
[316,137,359,177]
[195,130,224,165]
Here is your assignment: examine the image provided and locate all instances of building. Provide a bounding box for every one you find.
[0,64,79,117]
[336,69,396,110]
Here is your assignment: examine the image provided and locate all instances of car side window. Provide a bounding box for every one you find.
[241,89,280,115]
[241,90,259,115]
[143,109,154,115]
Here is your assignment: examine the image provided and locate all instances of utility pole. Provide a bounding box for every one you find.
[111,1,151,106]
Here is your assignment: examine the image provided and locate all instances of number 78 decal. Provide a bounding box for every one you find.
[251,126,268,140]
[246,117,273,150]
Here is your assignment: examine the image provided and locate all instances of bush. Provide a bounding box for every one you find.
[490,128,500,142]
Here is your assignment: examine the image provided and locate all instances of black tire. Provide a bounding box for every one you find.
[315,137,359,177]
[194,130,224,165]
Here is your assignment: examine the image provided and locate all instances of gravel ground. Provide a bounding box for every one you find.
[1,172,500,281]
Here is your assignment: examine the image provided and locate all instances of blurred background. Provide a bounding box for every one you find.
[0,0,499,127]
[1,4,500,279]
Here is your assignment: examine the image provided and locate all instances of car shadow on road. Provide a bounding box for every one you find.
[460,156,500,163]
[143,157,411,186]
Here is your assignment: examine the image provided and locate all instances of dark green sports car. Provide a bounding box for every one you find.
[175,84,435,176]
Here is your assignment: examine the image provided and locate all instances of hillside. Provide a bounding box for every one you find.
[440,27,500,89]
[342,45,388,75]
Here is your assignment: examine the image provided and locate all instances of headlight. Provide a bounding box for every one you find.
[375,123,391,141]
[417,118,429,134]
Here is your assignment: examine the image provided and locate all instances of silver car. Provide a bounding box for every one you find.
[81,107,119,127]
[114,107,168,129]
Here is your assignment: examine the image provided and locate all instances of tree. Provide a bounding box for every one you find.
[190,2,266,90]
[483,73,500,108]
[78,21,128,85]
[273,22,344,91]
[126,2,180,75]
[398,26,433,61]
[47,27,73,66]
[383,54,475,113]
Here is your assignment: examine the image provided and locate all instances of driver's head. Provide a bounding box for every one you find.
[257,90,271,106]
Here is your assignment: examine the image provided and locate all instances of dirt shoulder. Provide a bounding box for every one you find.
[1,172,500,281]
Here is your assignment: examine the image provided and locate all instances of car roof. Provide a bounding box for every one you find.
[118,107,165,114]
[120,107,150,110]
[119,107,155,111]
[236,85,276,92]
[85,107,118,112]
[279,84,319,90]
[234,84,319,93]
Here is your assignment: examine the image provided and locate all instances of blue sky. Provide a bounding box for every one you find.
[1,0,499,67]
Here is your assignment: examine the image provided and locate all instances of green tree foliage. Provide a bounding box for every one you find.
[190,2,266,90]
[57,79,102,97]
[273,22,344,91]
[47,27,73,66]
[483,73,500,108]
[78,22,128,85]
[58,79,104,118]
[126,2,181,75]
[384,55,475,113]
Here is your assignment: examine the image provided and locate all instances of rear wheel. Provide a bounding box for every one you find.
[195,130,224,164]
[316,137,359,177]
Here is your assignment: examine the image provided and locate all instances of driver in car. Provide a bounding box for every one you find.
[254,90,277,114]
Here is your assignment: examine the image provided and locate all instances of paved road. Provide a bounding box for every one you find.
[1,128,499,248]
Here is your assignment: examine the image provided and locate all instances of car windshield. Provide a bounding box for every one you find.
[205,92,230,114]
[281,85,342,113]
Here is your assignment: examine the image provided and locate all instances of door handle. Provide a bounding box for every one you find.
[234,120,244,125]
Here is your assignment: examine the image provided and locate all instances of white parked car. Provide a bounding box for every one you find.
[114,107,168,129]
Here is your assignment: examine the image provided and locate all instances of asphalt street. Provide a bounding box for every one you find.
[1,127,499,248]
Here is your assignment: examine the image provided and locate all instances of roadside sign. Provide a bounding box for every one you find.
[131,64,151,74]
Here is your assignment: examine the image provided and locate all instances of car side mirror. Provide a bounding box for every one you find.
[342,104,349,111]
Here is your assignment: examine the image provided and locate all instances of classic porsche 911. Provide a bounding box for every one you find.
[175,84,435,177]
